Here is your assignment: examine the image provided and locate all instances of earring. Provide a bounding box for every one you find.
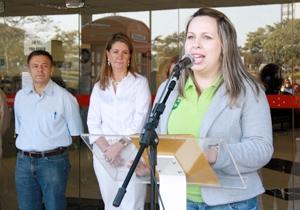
[128,60,130,67]
[108,59,110,66]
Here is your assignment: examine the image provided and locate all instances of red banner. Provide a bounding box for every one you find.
[5,94,300,109]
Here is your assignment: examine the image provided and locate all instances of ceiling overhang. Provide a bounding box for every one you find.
[0,0,299,17]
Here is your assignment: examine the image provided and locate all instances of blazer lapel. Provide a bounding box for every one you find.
[200,84,229,137]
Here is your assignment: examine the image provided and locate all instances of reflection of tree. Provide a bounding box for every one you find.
[244,27,267,54]
[152,31,184,87]
[262,20,292,65]
[243,19,300,70]
[0,16,80,93]
[243,28,266,70]
[0,16,54,77]
[51,30,80,93]
[0,21,26,76]
[51,29,79,59]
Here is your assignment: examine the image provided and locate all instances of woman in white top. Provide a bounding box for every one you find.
[87,33,151,210]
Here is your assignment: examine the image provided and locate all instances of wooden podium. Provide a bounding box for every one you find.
[81,134,247,210]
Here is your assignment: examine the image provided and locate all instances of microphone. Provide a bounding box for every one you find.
[172,54,195,72]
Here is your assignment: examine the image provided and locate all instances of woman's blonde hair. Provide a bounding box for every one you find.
[95,32,139,90]
[179,8,264,107]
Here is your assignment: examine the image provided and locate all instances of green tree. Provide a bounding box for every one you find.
[276,19,300,67]
[51,29,80,90]
[51,29,79,60]
[262,19,300,67]
[262,21,288,65]
[152,31,185,87]
[243,18,300,73]
[0,22,25,76]
[243,27,267,54]
[242,27,267,70]
[0,16,54,76]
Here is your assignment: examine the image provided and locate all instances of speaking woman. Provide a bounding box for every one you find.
[154,8,273,210]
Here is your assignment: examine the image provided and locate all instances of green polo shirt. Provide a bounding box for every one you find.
[167,74,221,202]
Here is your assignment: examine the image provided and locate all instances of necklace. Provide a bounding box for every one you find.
[111,76,127,86]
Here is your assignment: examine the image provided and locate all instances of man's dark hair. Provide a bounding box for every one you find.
[27,50,54,67]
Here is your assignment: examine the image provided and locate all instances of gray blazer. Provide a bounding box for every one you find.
[154,80,273,206]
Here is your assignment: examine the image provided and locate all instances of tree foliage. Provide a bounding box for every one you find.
[152,31,185,86]
[0,22,25,75]
[0,16,54,76]
[51,29,79,60]
[243,18,300,70]
[243,27,267,54]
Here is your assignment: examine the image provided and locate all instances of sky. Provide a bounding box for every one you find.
[49,4,282,48]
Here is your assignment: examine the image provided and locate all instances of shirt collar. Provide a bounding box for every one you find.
[185,73,222,91]
[25,79,54,96]
[212,73,222,87]
[185,77,194,91]
[127,71,134,78]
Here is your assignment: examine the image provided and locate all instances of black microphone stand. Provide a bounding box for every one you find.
[113,70,181,210]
